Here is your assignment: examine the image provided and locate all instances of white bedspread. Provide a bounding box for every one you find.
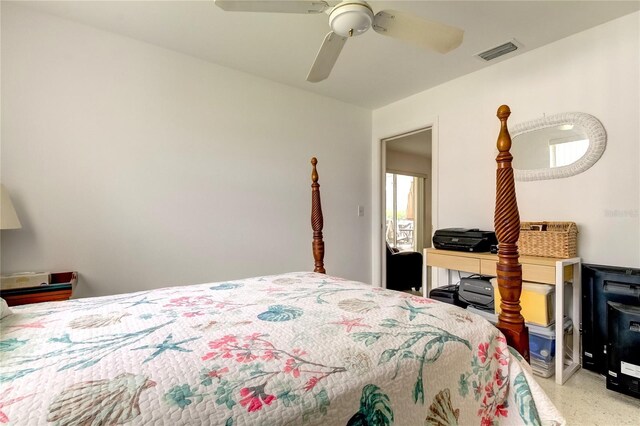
[0,272,564,425]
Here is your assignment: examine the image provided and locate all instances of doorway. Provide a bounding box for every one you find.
[383,128,432,291]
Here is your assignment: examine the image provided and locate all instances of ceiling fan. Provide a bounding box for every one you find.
[214,0,464,83]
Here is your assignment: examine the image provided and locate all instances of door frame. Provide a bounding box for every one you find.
[372,117,439,289]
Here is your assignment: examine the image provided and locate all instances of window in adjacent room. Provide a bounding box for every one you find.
[386,173,421,252]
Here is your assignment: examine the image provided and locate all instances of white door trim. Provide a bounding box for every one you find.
[372,116,439,288]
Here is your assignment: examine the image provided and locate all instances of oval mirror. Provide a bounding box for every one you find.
[511,112,606,181]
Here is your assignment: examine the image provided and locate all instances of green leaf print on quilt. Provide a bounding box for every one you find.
[1,321,174,383]
[513,373,542,426]
[165,384,205,409]
[257,305,303,322]
[301,389,331,423]
[0,338,27,352]
[354,320,470,405]
[347,384,394,426]
[210,283,243,290]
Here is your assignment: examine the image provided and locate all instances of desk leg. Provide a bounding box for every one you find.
[555,263,564,383]
[555,258,582,385]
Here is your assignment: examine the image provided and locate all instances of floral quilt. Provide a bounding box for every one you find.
[0,272,564,425]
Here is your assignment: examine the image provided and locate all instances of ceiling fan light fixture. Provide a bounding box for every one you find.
[329,2,374,37]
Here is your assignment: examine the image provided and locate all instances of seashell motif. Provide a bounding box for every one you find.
[340,349,372,375]
[338,298,379,314]
[47,373,156,426]
[68,312,131,329]
[425,388,460,426]
[449,312,473,323]
[257,305,303,322]
[272,278,301,285]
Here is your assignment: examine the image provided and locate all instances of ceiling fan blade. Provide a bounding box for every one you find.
[373,9,464,54]
[214,0,329,14]
[307,32,347,83]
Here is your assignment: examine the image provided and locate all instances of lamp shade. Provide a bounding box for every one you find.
[1,184,22,230]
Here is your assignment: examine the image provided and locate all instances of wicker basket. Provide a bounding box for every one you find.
[518,222,578,258]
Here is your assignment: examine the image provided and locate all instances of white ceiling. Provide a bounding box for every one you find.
[13,0,640,109]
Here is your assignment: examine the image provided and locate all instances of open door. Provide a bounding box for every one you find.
[383,128,432,293]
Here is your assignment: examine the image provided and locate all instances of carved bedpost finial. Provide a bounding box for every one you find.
[311,157,319,183]
[497,105,512,153]
[494,105,529,361]
[311,157,325,274]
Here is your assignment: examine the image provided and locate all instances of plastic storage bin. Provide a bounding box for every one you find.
[529,317,572,362]
[530,356,554,378]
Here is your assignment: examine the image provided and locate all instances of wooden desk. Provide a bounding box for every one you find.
[423,248,581,385]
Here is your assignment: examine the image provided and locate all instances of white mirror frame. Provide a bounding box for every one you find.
[512,112,606,181]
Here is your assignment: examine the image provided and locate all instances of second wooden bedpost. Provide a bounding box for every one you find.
[311,157,326,274]
[494,105,529,361]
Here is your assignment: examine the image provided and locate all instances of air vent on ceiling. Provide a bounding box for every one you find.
[477,40,519,61]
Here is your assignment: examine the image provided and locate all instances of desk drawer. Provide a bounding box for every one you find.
[480,260,572,285]
[428,253,480,273]
[481,259,554,283]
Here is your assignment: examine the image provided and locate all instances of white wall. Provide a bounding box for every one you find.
[372,12,640,283]
[0,4,372,297]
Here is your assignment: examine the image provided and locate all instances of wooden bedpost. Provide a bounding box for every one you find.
[311,157,326,274]
[494,105,529,361]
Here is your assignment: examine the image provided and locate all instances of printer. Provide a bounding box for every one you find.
[458,277,494,312]
[433,228,497,253]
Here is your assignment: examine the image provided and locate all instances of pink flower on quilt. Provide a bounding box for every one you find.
[183,311,203,318]
[484,381,498,400]
[480,415,493,426]
[261,350,280,361]
[493,346,508,366]
[165,296,214,308]
[206,367,229,379]
[494,370,504,387]
[478,342,489,363]
[292,348,307,357]
[239,385,276,412]
[303,377,320,392]
[244,333,265,341]
[202,335,238,360]
[474,382,483,398]
[284,358,301,378]
[235,350,258,363]
[209,335,237,349]
[201,351,218,361]
[495,404,508,417]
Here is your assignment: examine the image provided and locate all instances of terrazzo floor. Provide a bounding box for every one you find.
[537,369,640,425]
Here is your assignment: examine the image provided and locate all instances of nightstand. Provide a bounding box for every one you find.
[0,271,77,306]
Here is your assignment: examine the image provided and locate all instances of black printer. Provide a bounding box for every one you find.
[433,228,497,253]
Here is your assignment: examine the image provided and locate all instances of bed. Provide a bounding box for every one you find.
[0,106,564,425]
